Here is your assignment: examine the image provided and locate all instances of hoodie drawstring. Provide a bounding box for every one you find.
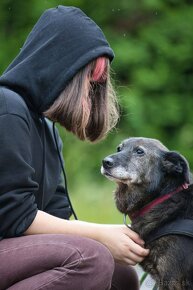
[40,115,46,210]
[52,122,78,220]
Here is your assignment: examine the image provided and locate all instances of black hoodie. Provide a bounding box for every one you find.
[0,6,114,239]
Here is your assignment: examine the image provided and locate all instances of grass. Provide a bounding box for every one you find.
[69,180,123,224]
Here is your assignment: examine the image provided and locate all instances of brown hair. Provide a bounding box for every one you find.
[44,57,119,142]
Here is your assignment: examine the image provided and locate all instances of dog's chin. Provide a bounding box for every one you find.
[101,166,131,183]
[114,182,144,215]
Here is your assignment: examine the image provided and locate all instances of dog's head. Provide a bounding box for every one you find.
[101,137,190,214]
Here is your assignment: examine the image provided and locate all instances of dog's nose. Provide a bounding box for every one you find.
[102,157,114,168]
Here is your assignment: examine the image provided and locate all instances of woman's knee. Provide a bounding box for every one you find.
[77,237,115,290]
[49,235,115,290]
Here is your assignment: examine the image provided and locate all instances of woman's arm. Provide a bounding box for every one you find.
[24,210,149,265]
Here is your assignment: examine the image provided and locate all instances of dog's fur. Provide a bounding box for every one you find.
[101,137,193,290]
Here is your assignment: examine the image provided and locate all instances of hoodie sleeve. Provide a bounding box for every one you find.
[0,113,38,239]
[44,127,72,220]
[45,174,72,219]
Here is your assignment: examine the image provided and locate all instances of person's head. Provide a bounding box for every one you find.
[44,56,119,142]
[0,6,118,142]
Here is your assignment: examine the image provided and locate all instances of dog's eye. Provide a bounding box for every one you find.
[135,147,145,155]
[117,144,123,152]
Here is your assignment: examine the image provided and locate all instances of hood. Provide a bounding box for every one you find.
[0,5,114,113]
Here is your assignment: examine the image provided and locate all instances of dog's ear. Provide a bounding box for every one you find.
[162,151,190,184]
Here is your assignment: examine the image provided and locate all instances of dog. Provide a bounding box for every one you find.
[101,137,193,290]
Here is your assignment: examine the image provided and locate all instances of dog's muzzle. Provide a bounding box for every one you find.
[101,156,131,182]
[101,157,115,178]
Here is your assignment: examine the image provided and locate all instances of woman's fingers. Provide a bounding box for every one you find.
[127,239,149,257]
[127,250,146,264]
[124,226,145,246]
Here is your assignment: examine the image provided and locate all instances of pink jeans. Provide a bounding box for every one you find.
[0,234,139,290]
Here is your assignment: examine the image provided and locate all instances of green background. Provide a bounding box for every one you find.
[0,0,192,223]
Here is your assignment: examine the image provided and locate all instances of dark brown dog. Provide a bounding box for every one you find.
[101,137,193,290]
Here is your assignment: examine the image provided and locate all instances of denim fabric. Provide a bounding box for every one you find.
[0,234,139,290]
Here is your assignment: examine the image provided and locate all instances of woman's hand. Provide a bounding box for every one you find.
[96,224,149,265]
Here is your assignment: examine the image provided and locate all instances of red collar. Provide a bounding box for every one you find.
[130,183,189,220]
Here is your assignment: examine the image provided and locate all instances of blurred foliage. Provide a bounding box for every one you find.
[0,0,193,222]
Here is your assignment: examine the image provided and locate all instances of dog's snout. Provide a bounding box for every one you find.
[102,157,114,168]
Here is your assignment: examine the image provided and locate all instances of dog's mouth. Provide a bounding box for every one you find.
[101,168,114,179]
[101,166,131,182]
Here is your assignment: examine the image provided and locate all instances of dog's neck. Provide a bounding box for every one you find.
[127,182,191,241]
[129,183,189,220]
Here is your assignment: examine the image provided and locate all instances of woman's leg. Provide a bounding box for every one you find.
[0,234,114,290]
[110,263,140,290]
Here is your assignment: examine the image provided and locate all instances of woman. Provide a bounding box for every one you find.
[0,5,149,290]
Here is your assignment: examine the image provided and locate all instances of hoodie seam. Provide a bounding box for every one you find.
[0,87,31,123]
[0,112,31,131]
[0,86,8,114]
